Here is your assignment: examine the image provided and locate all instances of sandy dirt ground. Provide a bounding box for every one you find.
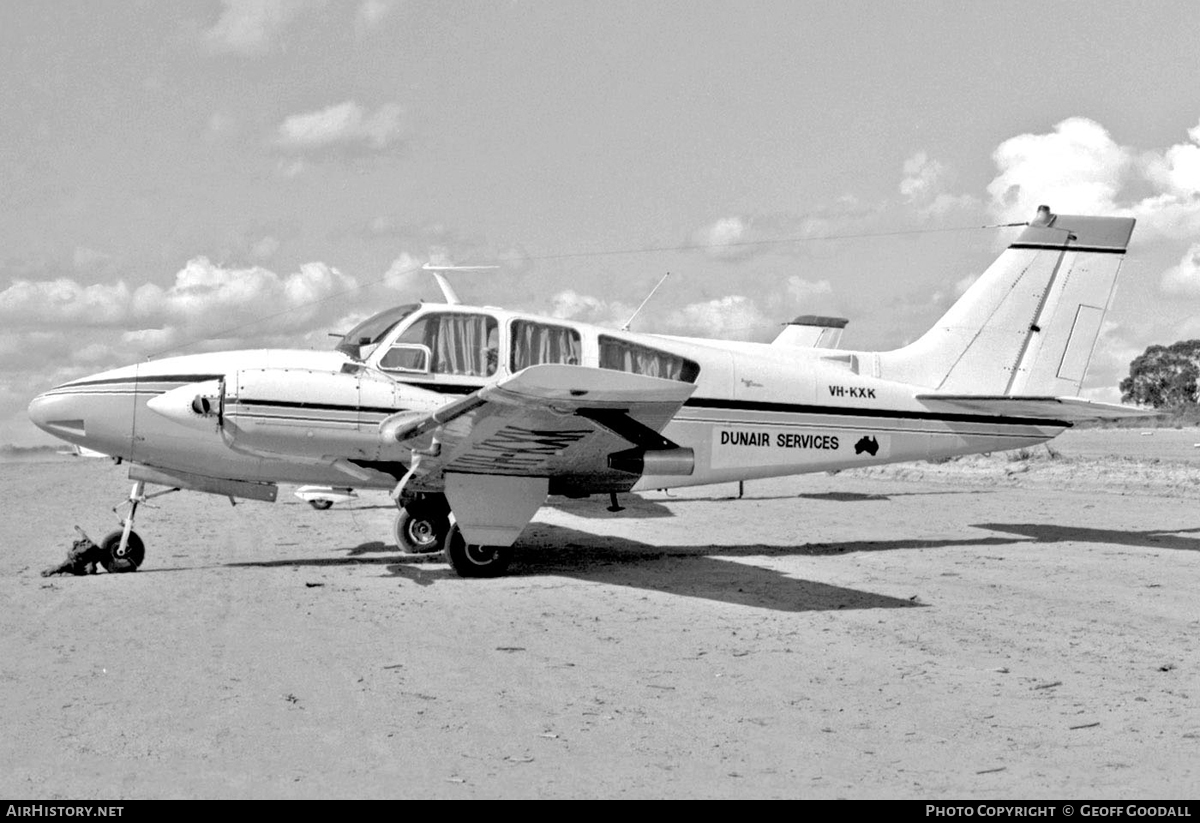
[1,427,1198,799]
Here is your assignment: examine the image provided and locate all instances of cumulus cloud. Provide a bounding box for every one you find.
[665,295,775,340]
[0,258,359,345]
[691,216,755,260]
[988,117,1131,222]
[203,0,315,55]
[382,252,426,291]
[689,202,888,264]
[137,257,358,336]
[1160,242,1200,296]
[0,242,468,443]
[275,100,405,152]
[1132,121,1200,239]
[900,152,979,218]
[546,290,777,339]
[900,152,945,203]
[547,290,633,328]
[0,278,133,326]
[986,116,1200,239]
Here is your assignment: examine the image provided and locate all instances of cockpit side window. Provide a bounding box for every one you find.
[336,304,419,360]
[598,335,700,383]
[510,320,581,372]
[386,312,499,377]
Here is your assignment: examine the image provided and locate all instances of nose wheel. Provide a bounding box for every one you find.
[100,480,178,573]
[99,529,145,573]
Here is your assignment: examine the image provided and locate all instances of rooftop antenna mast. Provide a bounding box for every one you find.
[420,263,499,304]
[621,271,671,331]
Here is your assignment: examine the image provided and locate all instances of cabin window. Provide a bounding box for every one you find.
[598,336,700,383]
[510,320,581,372]
[384,312,499,377]
[336,303,420,360]
[379,344,430,373]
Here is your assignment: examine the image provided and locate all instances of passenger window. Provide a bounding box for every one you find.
[598,336,700,383]
[511,320,582,371]
[389,313,499,377]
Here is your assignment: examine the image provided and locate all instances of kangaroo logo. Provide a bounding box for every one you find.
[854,435,879,456]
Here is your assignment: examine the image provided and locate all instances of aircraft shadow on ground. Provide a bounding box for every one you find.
[382,526,926,613]
[544,487,994,516]
[545,495,675,519]
[973,522,1200,554]
[212,519,1200,613]
[643,488,994,505]
[225,526,931,612]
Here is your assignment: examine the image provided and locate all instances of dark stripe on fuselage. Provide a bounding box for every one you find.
[230,399,407,415]
[233,396,1068,429]
[683,397,1070,427]
[1007,243,1125,255]
[51,374,1068,428]
[58,373,225,389]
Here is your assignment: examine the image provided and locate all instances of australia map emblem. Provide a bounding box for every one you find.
[854,435,879,456]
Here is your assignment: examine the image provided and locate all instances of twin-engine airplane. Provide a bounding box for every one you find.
[29,207,1150,577]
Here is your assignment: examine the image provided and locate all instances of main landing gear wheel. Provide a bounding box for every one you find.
[308,499,334,510]
[99,530,145,573]
[393,509,449,554]
[443,524,513,578]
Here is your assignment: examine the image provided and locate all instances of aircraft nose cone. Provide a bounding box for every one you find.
[27,393,48,432]
[27,387,87,439]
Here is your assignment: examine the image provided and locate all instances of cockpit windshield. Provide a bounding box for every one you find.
[335,303,420,359]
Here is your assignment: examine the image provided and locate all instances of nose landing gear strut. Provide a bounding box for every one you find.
[99,480,178,572]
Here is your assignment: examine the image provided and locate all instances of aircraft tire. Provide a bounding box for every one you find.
[99,530,145,573]
[393,510,449,554]
[443,524,512,578]
[308,499,334,511]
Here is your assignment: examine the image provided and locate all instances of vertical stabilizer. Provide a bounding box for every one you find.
[877,207,1135,395]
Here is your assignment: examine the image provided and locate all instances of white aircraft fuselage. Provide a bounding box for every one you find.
[26,208,1149,576]
[27,308,1060,492]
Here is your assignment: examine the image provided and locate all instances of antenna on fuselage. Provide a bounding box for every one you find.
[620,271,671,331]
[421,264,499,305]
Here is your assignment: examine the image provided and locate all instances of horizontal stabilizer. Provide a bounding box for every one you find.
[916,393,1157,422]
[772,315,848,349]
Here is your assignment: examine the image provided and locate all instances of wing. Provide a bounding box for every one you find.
[380,364,696,494]
[916,393,1157,422]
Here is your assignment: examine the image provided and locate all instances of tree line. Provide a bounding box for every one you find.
[1119,340,1200,408]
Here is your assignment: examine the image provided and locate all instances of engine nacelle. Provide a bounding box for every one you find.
[607,447,695,476]
[149,367,447,461]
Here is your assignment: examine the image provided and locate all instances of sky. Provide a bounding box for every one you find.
[3,0,1200,445]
